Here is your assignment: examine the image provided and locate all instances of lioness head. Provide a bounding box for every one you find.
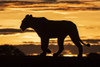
[20,14,33,31]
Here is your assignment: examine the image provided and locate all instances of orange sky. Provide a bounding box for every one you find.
[0,1,100,45]
[0,1,100,57]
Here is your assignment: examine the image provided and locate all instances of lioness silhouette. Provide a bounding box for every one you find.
[20,15,90,57]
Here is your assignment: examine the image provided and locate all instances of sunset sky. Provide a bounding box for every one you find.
[0,0,99,1]
[0,0,100,56]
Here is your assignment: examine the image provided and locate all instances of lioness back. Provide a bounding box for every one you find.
[38,20,76,38]
[42,20,76,32]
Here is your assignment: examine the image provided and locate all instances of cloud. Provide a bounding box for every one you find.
[41,0,57,2]
[30,7,100,11]
[23,41,40,45]
[83,39,100,43]
[0,1,100,11]
[78,25,96,29]
[0,28,35,35]
[59,1,85,4]
[0,25,2,27]
[0,9,5,11]
[65,39,100,44]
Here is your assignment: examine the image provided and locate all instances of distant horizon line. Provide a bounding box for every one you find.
[0,0,97,2]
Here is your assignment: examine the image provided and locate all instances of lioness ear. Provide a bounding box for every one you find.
[30,15,33,17]
[26,14,30,18]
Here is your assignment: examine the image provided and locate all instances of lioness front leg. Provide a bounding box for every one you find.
[40,37,51,56]
[53,37,64,57]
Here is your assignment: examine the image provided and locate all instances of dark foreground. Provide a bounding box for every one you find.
[0,56,100,67]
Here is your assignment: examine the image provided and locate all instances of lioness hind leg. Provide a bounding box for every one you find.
[70,35,83,57]
[74,41,83,57]
[53,37,64,57]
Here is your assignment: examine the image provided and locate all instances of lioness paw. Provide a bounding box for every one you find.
[47,49,51,53]
[40,52,46,56]
[53,53,59,57]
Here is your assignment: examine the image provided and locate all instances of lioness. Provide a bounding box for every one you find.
[20,15,90,57]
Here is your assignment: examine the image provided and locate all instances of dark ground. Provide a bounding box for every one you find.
[0,56,100,67]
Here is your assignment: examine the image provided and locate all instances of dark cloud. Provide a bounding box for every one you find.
[30,7,100,11]
[42,0,57,2]
[65,39,100,44]
[83,39,100,43]
[58,1,85,4]
[23,41,40,45]
[0,2,9,7]
[0,9,5,11]
[66,7,100,11]
[0,1,34,8]
[0,1,100,11]
[0,28,35,35]
[0,25,2,27]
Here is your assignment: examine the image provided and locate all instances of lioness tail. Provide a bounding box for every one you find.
[80,39,90,47]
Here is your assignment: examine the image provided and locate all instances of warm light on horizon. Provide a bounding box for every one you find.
[26,53,87,57]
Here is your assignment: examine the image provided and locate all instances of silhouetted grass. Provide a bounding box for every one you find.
[0,56,100,67]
